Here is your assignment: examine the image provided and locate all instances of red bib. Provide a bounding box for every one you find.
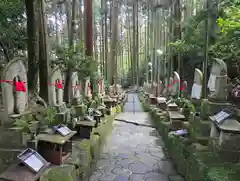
[56,82,63,89]
[15,82,26,92]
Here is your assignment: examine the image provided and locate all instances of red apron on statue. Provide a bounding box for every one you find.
[15,81,26,92]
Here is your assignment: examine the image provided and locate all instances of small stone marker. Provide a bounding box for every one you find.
[171,71,180,97]
[191,68,203,99]
[49,67,64,106]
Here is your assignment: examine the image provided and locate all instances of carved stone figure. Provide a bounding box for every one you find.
[1,57,28,120]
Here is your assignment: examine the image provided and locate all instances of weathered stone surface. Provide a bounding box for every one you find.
[1,57,28,118]
[0,149,21,173]
[64,139,92,168]
[168,175,185,181]
[49,67,63,106]
[191,68,202,100]
[40,165,77,181]
[91,134,100,159]
[69,72,81,104]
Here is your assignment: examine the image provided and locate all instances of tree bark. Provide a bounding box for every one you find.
[135,0,139,87]
[84,0,93,56]
[132,1,136,85]
[39,0,50,102]
[25,0,39,92]
[104,0,108,80]
[64,0,76,103]
[100,0,105,75]
[108,0,118,85]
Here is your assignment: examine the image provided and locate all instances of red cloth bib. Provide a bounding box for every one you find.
[56,82,63,89]
[15,82,26,92]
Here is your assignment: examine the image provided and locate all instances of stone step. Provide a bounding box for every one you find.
[195,136,209,146]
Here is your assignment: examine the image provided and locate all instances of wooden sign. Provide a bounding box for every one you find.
[53,124,72,136]
[17,148,48,173]
[209,108,233,124]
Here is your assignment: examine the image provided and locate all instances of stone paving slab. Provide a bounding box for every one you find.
[87,93,185,181]
[115,112,152,127]
[124,93,142,112]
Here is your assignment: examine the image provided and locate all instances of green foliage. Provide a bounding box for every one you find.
[210,5,240,63]
[42,107,57,126]
[52,43,98,78]
[169,1,240,64]
[89,100,97,109]
[0,0,26,60]
[104,82,110,94]
[13,115,38,135]
[168,9,206,56]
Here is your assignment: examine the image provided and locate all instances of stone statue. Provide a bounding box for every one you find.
[49,67,63,106]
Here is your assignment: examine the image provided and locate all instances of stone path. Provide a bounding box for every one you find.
[87,93,185,181]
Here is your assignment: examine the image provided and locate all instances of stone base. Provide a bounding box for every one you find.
[149,96,157,105]
[189,119,211,139]
[0,149,22,174]
[208,101,232,115]
[76,125,93,139]
[171,120,184,130]
[191,99,201,112]
[0,128,30,149]
[209,138,240,163]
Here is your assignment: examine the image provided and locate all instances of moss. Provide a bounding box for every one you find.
[64,139,92,168]
[0,150,21,173]
[116,105,122,113]
[200,99,210,119]
[145,97,240,181]
[205,167,239,181]
[90,134,100,159]
[40,165,77,181]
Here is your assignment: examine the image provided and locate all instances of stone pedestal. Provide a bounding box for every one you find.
[189,112,211,145]
[209,118,240,162]
[157,97,167,110]
[149,95,157,105]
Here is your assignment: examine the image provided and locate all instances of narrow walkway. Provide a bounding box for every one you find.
[88,93,184,181]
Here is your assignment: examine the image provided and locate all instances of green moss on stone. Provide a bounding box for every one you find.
[90,134,100,159]
[200,99,210,119]
[64,139,92,168]
[40,165,76,181]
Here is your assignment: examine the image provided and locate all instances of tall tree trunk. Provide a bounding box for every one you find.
[100,0,105,76]
[79,0,84,43]
[126,11,130,77]
[135,0,139,87]
[152,9,156,86]
[84,0,93,56]
[93,20,98,63]
[127,10,133,84]
[54,0,59,45]
[104,0,108,81]
[39,0,50,102]
[132,2,136,85]
[145,4,150,83]
[65,1,71,41]
[25,0,39,92]
[108,0,118,85]
[107,1,113,84]
[120,21,124,80]
[64,0,76,103]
